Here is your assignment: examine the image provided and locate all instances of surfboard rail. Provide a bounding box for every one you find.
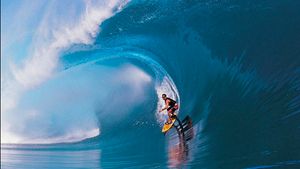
[162,118,176,133]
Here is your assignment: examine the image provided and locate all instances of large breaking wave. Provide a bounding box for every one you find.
[1,0,300,168]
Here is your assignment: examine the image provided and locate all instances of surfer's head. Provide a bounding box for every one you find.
[162,94,167,100]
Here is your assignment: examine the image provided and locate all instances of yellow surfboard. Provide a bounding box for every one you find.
[162,117,176,133]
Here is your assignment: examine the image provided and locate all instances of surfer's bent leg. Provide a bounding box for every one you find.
[166,104,178,124]
[167,109,175,123]
[166,109,173,124]
[170,104,178,117]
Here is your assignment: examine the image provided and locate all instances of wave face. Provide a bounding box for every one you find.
[1,0,300,168]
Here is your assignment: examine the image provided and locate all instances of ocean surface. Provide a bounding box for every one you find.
[1,0,300,168]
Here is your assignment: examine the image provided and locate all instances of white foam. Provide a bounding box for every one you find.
[12,0,128,89]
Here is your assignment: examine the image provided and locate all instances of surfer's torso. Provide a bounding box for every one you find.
[165,97,177,111]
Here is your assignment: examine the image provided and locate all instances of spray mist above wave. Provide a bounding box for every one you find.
[4,62,155,144]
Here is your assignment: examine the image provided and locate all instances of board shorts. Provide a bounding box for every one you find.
[167,103,178,114]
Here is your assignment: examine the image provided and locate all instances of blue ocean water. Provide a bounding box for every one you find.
[1,0,300,168]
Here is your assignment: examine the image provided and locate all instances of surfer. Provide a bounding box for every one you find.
[159,94,179,124]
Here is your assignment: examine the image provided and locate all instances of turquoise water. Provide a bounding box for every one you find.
[1,0,300,168]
